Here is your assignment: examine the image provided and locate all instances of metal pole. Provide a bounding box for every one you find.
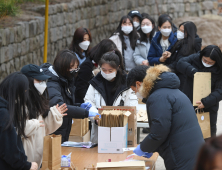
[43,0,49,63]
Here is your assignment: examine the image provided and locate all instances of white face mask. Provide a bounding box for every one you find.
[79,41,90,51]
[141,26,152,34]
[34,81,47,95]
[133,22,140,28]
[121,26,133,35]
[135,84,143,99]
[202,60,214,68]
[160,29,172,37]
[177,30,184,40]
[101,70,116,81]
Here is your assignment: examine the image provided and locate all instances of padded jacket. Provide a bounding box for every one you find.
[41,63,89,143]
[139,65,204,170]
[148,31,177,66]
[176,53,222,136]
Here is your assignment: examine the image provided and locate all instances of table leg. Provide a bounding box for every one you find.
[137,127,140,144]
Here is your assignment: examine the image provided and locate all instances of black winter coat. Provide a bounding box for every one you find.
[168,37,202,90]
[0,97,31,170]
[41,64,89,143]
[176,53,222,136]
[75,57,94,103]
[140,65,204,170]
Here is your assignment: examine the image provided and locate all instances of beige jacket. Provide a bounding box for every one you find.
[22,106,63,168]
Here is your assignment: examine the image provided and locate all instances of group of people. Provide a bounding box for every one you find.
[0,9,222,170]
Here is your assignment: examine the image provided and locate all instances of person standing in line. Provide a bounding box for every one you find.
[21,64,68,168]
[177,45,222,137]
[148,16,177,66]
[133,15,156,66]
[75,39,117,103]
[41,50,100,143]
[127,65,204,170]
[0,72,38,170]
[128,10,143,31]
[69,27,92,65]
[110,15,139,72]
[168,21,202,90]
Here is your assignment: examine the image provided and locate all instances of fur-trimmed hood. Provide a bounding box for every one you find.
[140,64,180,98]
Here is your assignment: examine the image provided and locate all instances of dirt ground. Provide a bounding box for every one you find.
[0,0,71,28]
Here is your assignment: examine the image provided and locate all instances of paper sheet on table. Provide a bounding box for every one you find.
[61,141,96,148]
[137,109,148,122]
[193,72,211,106]
[123,147,136,152]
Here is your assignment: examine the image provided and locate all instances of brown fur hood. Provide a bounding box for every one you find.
[139,64,171,98]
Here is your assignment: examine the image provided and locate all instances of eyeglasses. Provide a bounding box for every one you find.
[70,67,80,73]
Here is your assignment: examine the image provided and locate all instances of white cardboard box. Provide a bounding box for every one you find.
[98,124,128,154]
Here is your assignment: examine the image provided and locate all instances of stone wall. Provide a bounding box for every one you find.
[0,0,218,82]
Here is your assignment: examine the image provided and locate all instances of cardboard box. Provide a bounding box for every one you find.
[98,124,128,154]
[70,118,89,136]
[69,130,90,142]
[97,161,146,170]
[100,106,137,147]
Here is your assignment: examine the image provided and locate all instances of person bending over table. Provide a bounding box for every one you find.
[127,65,204,170]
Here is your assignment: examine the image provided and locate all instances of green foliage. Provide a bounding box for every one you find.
[0,0,19,18]
[0,0,45,19]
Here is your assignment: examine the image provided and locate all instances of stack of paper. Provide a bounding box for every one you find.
[98,110,131,127]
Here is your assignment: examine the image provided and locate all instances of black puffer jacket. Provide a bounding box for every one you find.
[0,97,31,170]
[75,57,94,103]
[168,37,202,90]
[176,53,222,136]
[41,63,89,142]
[140,65,204,170]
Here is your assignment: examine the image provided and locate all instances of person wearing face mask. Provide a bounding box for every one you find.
[148,16,177,66]
[69,27,92,65]
[127,65,204,170]
[41,50,100,143]
[168,21,202,90]
[110,15,139,72]
[128,10,143,31]
[75,39,117,103]
[20,64,68,168]
[133,16,156,66]
[177,45,222,137]
[84,50,138,143]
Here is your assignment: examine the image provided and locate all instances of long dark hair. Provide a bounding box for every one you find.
[89,39,117,64]
[157,15,173,44]
[69,27,92,59]
[175,21,197,56]
[53,49,79,80]
[0,72,29,138]
[111,16,139,51]
[99,49,125,93]
[26,76,49,119]
[200,45,222,75]
[139,15,156,43]
[195,135,222,170]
